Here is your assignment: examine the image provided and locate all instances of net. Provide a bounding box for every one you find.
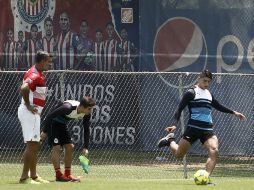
[0,71,253,180]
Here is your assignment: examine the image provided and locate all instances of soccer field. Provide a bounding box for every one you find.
[1,164,254,190]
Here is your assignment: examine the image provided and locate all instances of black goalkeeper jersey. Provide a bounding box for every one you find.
[42,100,91,149]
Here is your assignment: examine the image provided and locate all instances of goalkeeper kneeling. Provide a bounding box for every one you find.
[40,96,95,182]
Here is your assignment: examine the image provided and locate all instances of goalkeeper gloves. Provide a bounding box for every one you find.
[79,155,89,174]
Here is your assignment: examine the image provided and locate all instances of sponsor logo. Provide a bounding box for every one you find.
[153,17,207,88]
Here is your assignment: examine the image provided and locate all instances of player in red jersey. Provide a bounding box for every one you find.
[18,50,52,184]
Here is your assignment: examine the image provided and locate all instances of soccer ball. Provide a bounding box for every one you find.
[193,169,209,185]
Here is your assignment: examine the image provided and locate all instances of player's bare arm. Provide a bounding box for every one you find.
[20,83,38,114]
[233,111,246,121]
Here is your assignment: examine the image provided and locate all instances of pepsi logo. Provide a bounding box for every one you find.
[153,17,207,88]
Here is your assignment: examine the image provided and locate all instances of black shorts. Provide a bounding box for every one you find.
[47,122,72,147]
[182,126,214,145]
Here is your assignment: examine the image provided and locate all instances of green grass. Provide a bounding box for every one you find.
[1,163,254,190]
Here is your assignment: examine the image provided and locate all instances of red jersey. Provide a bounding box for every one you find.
[22,65,47,109]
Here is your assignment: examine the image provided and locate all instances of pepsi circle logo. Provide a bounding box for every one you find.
[153,17,208,88]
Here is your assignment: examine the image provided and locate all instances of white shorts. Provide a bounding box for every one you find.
[18,104,41,143]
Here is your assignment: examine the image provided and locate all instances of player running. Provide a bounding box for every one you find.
[157,70,246,184]
[40,96,95,182]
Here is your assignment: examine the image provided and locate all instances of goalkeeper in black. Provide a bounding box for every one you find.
[157,70,246,184]
[41,96,95,182]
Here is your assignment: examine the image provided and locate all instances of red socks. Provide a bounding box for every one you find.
[64,167,71,177]
[55,168,63,178]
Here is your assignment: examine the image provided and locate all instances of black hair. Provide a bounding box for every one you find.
[95,28,102,33]
[36,50,51,63]
[199,70,212,80]
[80,96,96,108]
[81,19,88,25]
[30,24,38,30]
[44,16,53,24]
[106,21,113,27]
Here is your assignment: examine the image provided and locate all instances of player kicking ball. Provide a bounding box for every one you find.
[157,70,246,184]
[40,96,95,182]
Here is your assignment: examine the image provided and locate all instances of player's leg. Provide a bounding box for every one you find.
[51,145,62,175]
[63,143,80,182]
[27,141,40,178]
[20,141,39,180]
[158,126,196,159]
[18,106,41,183]
[61,127,80,182]
[48,124,70,181]
[203,135,218,175]
[170,138,191,159]
[63,143,74,176]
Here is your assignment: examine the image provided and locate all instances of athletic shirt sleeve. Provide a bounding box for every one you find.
[211,95,234,114]
[24,73,41,91]
[173,88,195,125]
[83,114,91,149]
[42,102,73,133]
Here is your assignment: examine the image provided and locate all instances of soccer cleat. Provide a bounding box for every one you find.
[56,175,71,182]
[157,133,175,148]
[66,175,81,182]
[33,176,50,184]
[207,177,216,186]
[79,155,89,174]
[19,178,41,184]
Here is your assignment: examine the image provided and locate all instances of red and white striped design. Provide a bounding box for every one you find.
[94,42,104,71]
[42,36,55,54]
[119,40,135,71]
[56,31,75,70]
[22,65,47,109]
[15,41,26,70]
[3,41,16,69]
[23,0,44,16]
[103,39,118,71]
[25,39,42,68]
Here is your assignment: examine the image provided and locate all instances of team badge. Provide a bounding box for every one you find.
[11,0,56,40]
[54,138,59,143]
[121,8,133,23]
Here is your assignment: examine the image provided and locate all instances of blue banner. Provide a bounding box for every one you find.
[140,0,254,73]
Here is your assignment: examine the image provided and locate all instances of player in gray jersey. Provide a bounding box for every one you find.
[41,96,95,182]
[157,70,246,184]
